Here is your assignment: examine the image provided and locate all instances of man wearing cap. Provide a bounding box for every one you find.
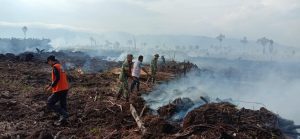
[45,55,69,125]
[117,54,133,102]
[150,54,159,84]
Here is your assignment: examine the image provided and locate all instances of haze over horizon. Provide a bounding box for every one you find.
[1,0,300,47]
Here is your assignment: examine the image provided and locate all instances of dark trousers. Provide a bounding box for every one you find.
[47,90,68,119]
[130,77,140,92]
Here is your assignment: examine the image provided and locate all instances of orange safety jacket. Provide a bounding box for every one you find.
[51,63,69,93]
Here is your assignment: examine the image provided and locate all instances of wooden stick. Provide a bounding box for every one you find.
[107,100,123,112]
[103,130,118,139]
[106,107,116,114]
[93,95,98,102]
[54,131,62,139]
[139,105,147,117]
[7,64,11,69]
[146,76,150,84]
[200,96,209,104]
[130,104,147,135]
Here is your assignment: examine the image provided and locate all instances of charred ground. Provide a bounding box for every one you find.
[0,52,298,139]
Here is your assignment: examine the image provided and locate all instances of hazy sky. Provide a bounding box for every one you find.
[0,0,299,46]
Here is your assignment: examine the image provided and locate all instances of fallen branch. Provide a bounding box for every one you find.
[130,104,147,135]
[93,96,97,102]
[78,118,83,123]
[7,64,12,69]
[145,76,150,84]
[139,105,147,117]
[93,92,99,102]
[103,130,118,139]
[106,100,123,112]
[54,131,62,139]
[106,107,116,114]
[69,135,76,139]
[200,96,209,104]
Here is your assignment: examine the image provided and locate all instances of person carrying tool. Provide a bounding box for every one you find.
[130,55,149,93]
[150,54,159,84]
[45,55,69,125]
[117,54,133,102]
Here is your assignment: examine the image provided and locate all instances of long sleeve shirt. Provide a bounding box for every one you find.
[50,66,60,87]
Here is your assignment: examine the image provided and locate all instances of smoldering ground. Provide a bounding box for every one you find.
[143,57,300,126]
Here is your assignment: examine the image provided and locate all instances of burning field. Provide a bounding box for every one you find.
[0,51,299,139]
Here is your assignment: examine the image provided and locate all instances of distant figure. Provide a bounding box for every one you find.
[130,55,149,93]
[161,55,166,64]
[45,55,69,125]
[117,54,133,102]
[183,60,187,76]
[150,54,159,84]
[161,55,166,71]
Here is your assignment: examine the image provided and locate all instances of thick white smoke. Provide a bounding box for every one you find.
[0,38,52,54]
[143,58,300,126]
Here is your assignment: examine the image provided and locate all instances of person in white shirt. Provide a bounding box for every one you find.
[130,55,149,93]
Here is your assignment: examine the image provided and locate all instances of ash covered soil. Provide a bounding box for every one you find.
[0,52,298,139]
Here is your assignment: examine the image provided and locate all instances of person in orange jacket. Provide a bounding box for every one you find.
[45,55,69,125]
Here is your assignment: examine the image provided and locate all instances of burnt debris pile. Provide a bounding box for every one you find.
[155,98,299,139]
[180,102,282,138]
[158,98,194,119]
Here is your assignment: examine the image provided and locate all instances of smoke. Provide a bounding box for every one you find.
[63,36,300,65]
[0,38,52,54]
[142,58,300,125]
[142,70,206,110]
[1,31,299,64]
[1,31,299,125]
